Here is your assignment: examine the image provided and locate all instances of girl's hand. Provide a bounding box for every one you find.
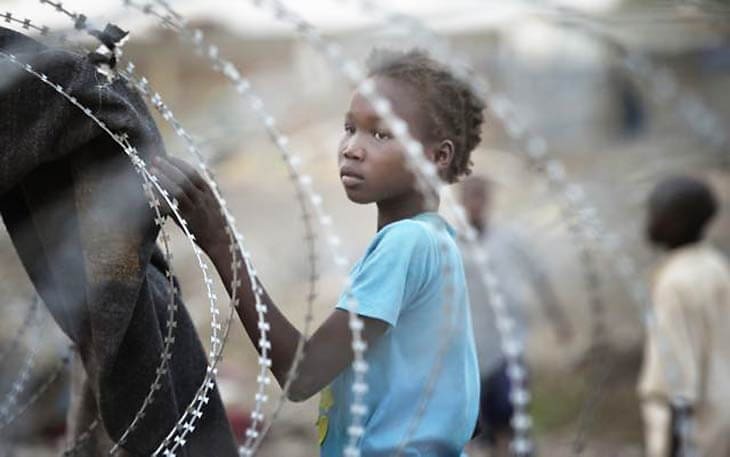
[150,158,389,403]
[150,156,229,254]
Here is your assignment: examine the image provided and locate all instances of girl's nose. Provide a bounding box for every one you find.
[342,139,365,161]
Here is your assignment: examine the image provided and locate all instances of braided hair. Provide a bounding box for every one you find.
[365,49,486,183]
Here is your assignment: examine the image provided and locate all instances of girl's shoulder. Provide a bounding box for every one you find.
[376,215,445,248]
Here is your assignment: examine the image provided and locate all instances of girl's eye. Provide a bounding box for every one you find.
[373,130,391,141]
[344,123,355,134]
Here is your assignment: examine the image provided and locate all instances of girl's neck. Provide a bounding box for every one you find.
[376,190,439,231]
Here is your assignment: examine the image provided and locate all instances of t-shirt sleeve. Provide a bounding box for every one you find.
[336,221,436,326]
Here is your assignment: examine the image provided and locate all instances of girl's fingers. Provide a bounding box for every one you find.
[153,157,200,204]
[166,156,209,192]
[151,166,195,215]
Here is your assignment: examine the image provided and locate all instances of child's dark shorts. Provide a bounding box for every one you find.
[477,359,514,444]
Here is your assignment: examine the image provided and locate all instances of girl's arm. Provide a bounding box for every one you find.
[151,157,388,402]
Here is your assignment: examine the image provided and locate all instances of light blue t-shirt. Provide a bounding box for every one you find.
[318,212,479,457]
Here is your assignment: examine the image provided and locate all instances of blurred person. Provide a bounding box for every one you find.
[459,175,573,457]
[609,69,645,139]
[639,175,730,457]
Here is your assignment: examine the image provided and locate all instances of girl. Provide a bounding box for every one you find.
[152,49,485,456]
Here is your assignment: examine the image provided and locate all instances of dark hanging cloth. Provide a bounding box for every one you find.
[0,27,238,456]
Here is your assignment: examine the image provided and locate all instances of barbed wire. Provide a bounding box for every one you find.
[62,418,99,457]
[0,298,41,369]
[0,297,45,432]
[1,12,51,38]
[0,346,72,432]
[1,2,723,455]
[38,0,131,79]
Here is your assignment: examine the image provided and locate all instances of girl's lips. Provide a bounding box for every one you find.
[340,166,364,186]
[341,174,364,186]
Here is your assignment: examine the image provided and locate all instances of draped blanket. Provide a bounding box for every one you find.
[0,27,237,456]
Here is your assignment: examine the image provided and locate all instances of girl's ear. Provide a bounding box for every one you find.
[434,139,455,176]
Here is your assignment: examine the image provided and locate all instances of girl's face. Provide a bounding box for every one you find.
[337,76,434,206]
